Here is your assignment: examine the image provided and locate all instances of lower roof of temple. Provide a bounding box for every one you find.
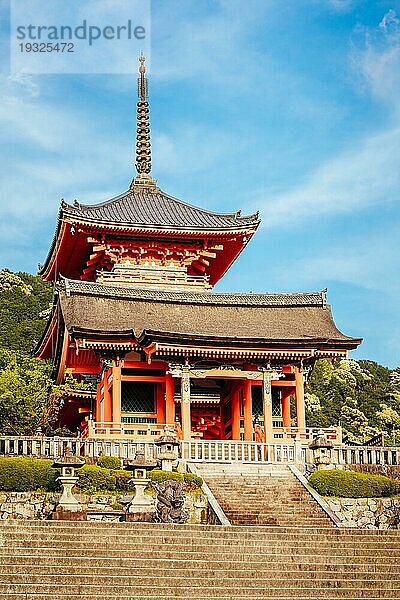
[41,279,361,351]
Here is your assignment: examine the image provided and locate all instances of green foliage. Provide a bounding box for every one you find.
[0,270,52,355]
[0,457,58,492]
[147,469,184,484]
[96,456,122,470]
[0,269,57,434]
[309,469,399,498]
[306,359,400,443]
[0,348,53,435]
[145,470,203,488]
[184,472,203,487]
[76,465,133,494]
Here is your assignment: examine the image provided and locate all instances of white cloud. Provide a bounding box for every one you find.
[327,0,355,13]
[153,126,247,177]
[351,10,400,111]
[254,125,400,227]
[262,219,400,298]
[251,11,400,228]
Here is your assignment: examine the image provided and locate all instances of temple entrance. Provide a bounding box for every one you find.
[175,378,222,440]
[191,404,221,440]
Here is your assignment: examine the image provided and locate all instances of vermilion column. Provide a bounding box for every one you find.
[294,368,306,431]
[243,380,253,441]
[157,383,166,424]
[112,363,122,425]
[165,373,175,424]
[103,370,112,423]
[180,367,191,440]
[281,387,293,428]
[232,387,241,440]
[219,400,226,439]
[95,379,102,422]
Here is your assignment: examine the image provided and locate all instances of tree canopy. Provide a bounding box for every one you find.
[306,359,400,444]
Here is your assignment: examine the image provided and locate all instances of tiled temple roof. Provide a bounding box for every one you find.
[61,188,260,231]
[57,279,361,348]
[61,279,327,308]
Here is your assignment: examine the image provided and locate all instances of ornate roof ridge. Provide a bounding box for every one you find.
[60,187,260,227]
[59,278,327,308]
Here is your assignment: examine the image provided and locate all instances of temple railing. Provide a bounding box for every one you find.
[272,426,342,444]
[181,440,300,463]
[83,421,342,444]
[0,436,399,466]
[83,421,166,439]
[333,445,400,466]
[0,436,158,460]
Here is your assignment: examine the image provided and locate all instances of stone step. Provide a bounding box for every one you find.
[0,596,394,600]
[1,538,398,552]
[3,529,400,544]
[3,545,399,559]
[2,573,400,590]
[1,583,399,598]
[2,521,400,539]
[1,563,400,579]
[1,554,399,571]
[199,464,335,527]
[1,551,397,568]
[3,532,399,548]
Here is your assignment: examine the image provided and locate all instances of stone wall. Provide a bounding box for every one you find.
[325,497,400,529]
[0,489,209,524]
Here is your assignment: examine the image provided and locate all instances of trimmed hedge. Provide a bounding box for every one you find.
[0,458,203,493]
[146,470,203,487]
[148,470,184,484]
[0,457,58,492]
[76,465,133,494]
[184,472,203,487]
[309,469,400,498]
[96,456,122,470]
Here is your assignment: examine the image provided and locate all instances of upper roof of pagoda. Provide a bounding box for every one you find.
[60,188,260,232]
[39,55,260,283]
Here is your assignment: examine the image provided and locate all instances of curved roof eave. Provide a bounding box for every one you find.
[60,186,261,231]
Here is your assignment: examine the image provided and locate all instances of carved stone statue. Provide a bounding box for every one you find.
[153,479,189,524]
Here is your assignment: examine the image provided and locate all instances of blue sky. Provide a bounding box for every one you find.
[0,0,399,367]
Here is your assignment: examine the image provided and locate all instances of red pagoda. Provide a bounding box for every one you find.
[37,55,361,444]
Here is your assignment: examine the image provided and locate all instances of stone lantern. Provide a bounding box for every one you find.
[155,425,180,472]
[124,450,158,515]
[309,432,334,470]
[52,448,85,511]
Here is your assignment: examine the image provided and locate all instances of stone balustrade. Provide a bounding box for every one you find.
[0,435,399,466]
[0,436,158,460]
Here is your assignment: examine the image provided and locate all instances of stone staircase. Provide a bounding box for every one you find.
[193,463,333,527]
[1,520,400,598]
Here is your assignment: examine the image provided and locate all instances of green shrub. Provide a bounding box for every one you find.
[148,470,184,484]
[184,472,203,487]
[96,456,122,470]
[76,465,133,494]
[146,470,202,488]
[309,469,399,498]
[114,470,133,491]
[0,457,58,492]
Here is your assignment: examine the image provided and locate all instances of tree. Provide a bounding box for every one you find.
[376,403,400,444]
[0,349,52,435]
[306,359,400,442]
[0,270,53,354]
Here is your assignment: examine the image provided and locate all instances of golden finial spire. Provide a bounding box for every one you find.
[131,54,157,188]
